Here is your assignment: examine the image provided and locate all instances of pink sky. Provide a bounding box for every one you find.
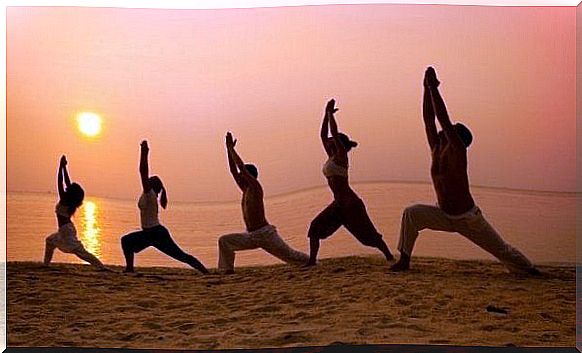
[7,4,575,202]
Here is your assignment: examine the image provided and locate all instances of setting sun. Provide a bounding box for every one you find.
[77,112,102,137]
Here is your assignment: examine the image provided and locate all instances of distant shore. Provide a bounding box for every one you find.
[7,255,575,349]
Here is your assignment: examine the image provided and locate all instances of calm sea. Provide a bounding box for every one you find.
[7,182,576,269]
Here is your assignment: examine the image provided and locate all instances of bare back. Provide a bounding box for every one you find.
[431,138,475,215]
[241,182,269,232]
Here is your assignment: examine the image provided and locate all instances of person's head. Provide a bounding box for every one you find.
[325,133,358,154]
[454,123,473,147]
[148,175,168,209]
[63,183,84,214]
[438,123,473,148]
[244,164,258,179]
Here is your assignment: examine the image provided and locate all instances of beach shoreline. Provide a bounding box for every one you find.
[7,255,576,349]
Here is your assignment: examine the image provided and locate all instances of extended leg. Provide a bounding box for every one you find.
[154,229,209,274]
[342,199,394,263]
[456,211,537,275]
[73,247,107,270]
[376,239,394,262]
[259,231,310,265]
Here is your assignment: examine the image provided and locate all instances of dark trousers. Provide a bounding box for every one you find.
[121,225,208,273]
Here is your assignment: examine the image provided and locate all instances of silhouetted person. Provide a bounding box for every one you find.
[44,155,108,270]
[120,140,209,274]
[306,99,394,266]
[390,67,540,275]
[218,132,309,274]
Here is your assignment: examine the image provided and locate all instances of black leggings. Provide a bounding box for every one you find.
[121,225,208,273]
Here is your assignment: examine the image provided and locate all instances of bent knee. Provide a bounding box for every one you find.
[403,204,425,216]
[308,219,327,239]
[121,235,133,251]
[218,235,230,248]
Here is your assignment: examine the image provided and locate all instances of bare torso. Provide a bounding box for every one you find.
[242,184,269,232]
[431,140,475,215]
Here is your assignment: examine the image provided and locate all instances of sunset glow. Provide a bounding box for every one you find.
[77,112,102,138]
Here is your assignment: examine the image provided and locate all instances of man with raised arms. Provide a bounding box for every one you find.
[218,132,309,274]
[390,67,540,276]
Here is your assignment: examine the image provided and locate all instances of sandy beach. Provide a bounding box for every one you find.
[7,256,575,349]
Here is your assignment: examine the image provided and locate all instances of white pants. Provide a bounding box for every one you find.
[397,204,534,273]
[218,224,309,271]
[44,223,105,269]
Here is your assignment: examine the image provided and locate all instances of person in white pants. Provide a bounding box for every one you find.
[43,155,108,271]
[390,67,540,276]
[218,132,309,274]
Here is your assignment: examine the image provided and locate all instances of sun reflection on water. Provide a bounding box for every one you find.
[80,200,102,257]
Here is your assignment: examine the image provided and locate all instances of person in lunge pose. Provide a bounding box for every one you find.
[306,99,394,266]
[120,140,209,274]
[218,132,309,274]
[44,155,109,270]
[390,67,540,275]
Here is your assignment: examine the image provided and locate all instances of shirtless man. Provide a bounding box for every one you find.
[217,132,309,274]
[390,67,540,275]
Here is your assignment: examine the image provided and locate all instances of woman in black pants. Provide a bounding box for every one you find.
[121,140,209,274]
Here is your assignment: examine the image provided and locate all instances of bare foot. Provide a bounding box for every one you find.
[390,260,410,272]
[390,254,410,272]
[97,267,116,273]
[528,267,543,277]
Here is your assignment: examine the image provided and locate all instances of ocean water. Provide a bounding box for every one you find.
[6,182,576,269]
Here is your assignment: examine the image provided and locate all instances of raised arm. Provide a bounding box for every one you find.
[326,99,346,157]
[57,156,67,200]
[60,156,72,188]
[320,108,332,156]
[225,133,245,190]
[226,132,260,188]
[139,140,151,193]
[422,74,438,150]
[425,68,464,148]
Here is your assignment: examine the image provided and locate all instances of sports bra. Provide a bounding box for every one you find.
[322,158,348,178]
[55,202,72,218]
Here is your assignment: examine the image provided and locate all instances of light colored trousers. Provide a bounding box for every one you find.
[398,204,534,273]
[218,224,309,271]
[44,223,105,269]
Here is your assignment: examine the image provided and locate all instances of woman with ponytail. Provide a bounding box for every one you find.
[306,99,394,266]
[120,140,209,274]
[44,155,109,270]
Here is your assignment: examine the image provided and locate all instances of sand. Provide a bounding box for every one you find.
[7,256,575,349]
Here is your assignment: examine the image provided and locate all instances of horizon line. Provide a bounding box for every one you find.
[7,179,578,205]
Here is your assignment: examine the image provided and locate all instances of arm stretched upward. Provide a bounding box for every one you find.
[57,156,67,200]
[139,140,151,193]
[326,99,348,163]
[426,67,465,148]
[226,134,245,190]
[422,71,438,150]
[225,132,260,190]
[320,107,332,157]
